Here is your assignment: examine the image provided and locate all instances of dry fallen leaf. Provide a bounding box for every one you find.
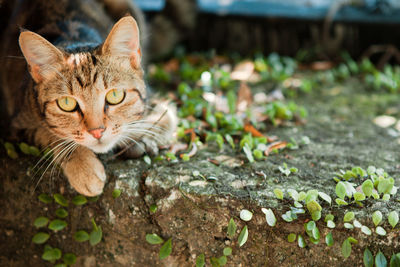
[169,143,188,154]
[264,141,288,156]
[163,58,180,72]
[231,60,255,81]
[244,124,264,137]
[237,82,253,112]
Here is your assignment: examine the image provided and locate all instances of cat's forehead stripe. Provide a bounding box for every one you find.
[67,53,89,67]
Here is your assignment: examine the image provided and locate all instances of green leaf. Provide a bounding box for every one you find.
[63,253,77,265]
[227,218,236,239]
[377,178,394,194]
[336,182,346,199]
[273,188,284,200]
[287,189,299,201]
[298,191,307,201]
[354,192,366,201]
[325,214,335,222]
[55,208,68,218]
[262,208,277,226]
[32,232,50,244]
[372,211,383,226]
[54,264,67,267]
[19,142,30,155]
[361,226,372,235]
[210,257,220,267]
[382,194,390,201]
[243,145,254,163]
[74,230,90,242]
[34,217,49,228]
[325,232,334,247]
[311,211,321,221]
[376,226,387,236]
[388,211,399,228]
[239,209,253,221]
[159,238,172,260]
[341,239,351,258]
[238,226,248,247]
[390,254,400,267]
[287,233,297,243]
[335,198,348,206]
[375,251,387,267]
[219,255,227,266]
[89,226,102,246]
[146,233,164,245]
[298,235,306,248]
[306,221,316,231]
[327,220,335,228]
[348,237,358,244]
[196,253,205,267]
[312,226,320,240]
[72,195,87,205]
[225,134,235,149]
[306,200,322,213]
[48,219,67,231]
[344,212,355,222]
[149,204,157,213]
[363,248,374,267]
[38,193,53,204]
[143,155,152,165]
[318,192,332,204]
[29,146,40,156]
[223,247,232,256]
[353,219,362,228]
[42,248,62,261]
[53,194,68,207]
[305,190,319,203]
[344,223,354,229]
[112,189,122,199]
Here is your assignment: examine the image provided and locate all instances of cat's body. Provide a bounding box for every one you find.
[2,5,176,196]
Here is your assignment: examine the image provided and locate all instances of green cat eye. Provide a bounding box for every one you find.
[57,96,77,112]
[106,89,125,105]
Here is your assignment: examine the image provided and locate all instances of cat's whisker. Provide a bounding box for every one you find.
[32,140,75,191]
[30,140,72,181]
[53,142,79,181]
[50,141,76,182]
[120,135,147,154]
[30,141,72,186]
[125,130,167,147]
[125,122,169,134]
[31,139,69,172]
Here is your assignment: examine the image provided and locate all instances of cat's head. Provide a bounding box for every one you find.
[19,16,146,153]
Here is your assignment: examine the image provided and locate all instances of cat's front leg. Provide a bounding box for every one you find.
[61,146,106,196]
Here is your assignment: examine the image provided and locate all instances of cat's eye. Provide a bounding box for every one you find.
[57,96,77,112]
[106,89,125,105]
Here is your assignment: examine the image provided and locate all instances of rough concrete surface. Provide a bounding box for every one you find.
[1,77,400,266]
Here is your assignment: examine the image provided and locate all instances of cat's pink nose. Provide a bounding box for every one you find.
[89,128,105,139]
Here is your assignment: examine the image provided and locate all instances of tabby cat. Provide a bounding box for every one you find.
[15,16,177,196]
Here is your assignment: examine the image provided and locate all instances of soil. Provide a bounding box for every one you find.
[1,77,400,266]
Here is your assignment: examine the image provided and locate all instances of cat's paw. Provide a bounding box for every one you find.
[62,148,106,196]
[123,137,159,158]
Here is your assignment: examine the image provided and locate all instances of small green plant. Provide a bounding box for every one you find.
[278,163,298,177]
[33,192,101,266]
[237,225,248,247]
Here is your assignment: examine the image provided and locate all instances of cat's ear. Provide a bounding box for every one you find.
[102,16,141,69]
[19,31,64,83]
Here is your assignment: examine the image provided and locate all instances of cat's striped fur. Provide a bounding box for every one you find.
[14,16,177,196]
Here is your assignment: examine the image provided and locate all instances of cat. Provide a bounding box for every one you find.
[14,15,177,196]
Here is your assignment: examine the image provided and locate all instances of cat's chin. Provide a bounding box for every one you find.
[87,141,117,154]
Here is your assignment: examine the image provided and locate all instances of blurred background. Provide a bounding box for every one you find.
[2,0,400,64]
